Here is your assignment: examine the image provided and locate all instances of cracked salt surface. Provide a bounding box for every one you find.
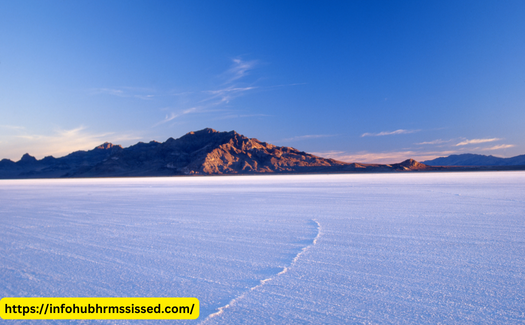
[1,172,524,324]
[200,220,321,324]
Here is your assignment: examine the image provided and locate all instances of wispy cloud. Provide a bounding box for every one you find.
[168,91,194,97]
[279,134,337,142]
[456,138,502,146]
[134,94,155,100]
[361,129,420,137]
[213,113,271,120]
[91,87,155,100]
[91,88,125,96]
[155,107,199,126]
[2,126,142,160]
[203,86,257,104]
[0,125,26,130]
[482,144,515,150]
[154,58,264,126]
[147,58,304,126]
[416,139,452,145]
[266,83,307,88]
[223,58,258,83]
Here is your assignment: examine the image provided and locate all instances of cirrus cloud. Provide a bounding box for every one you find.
[154,58,262,126]
[361,129,420,137]
[278,134,337,143]
[481,144,515,150]
[456,138,502,146]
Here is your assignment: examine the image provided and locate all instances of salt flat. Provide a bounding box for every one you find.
[1,172,524,324]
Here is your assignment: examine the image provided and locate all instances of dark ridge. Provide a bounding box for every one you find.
[423,153,525,166]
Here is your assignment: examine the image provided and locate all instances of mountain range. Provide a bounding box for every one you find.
[0,128,438,179]
[423,154,525,166]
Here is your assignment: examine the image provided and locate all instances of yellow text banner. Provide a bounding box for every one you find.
[0,297,199,320]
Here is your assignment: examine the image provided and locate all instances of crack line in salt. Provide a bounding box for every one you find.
[198,219,322,324]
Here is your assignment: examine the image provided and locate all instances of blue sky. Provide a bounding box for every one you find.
[1,1,524,163]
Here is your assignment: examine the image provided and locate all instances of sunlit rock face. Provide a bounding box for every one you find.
[195,129,344,175]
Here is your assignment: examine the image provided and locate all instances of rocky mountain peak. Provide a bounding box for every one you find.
[186,128,219,136]
[95,142,117,150]
[19,153,37,163]
[400,159,418,166]
[396,159,429,170]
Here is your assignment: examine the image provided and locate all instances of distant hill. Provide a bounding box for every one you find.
[423,153,525,166]
[0,128,436,179]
